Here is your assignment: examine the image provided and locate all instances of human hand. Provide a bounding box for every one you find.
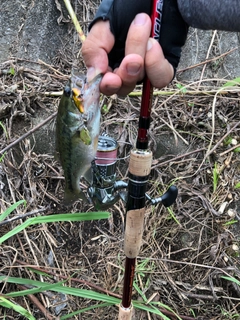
[81,0,188,96]
[82,14,173,96]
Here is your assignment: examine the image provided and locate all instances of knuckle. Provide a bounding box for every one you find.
[81,40,93,57]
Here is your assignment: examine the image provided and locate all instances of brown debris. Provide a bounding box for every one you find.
[1,4,240,320]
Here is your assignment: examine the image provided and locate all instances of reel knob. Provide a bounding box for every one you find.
[146,185,178,207]
[161,185,178,207]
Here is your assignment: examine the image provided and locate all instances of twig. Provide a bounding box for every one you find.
[129,89,233,97]
[197,120,240,174]
[38,59,66,77]
[158,115,189,145]
[18,285,54,320]
[41,87,240,98]
[154,280,223,293]
[63,0,86,42]
[184,292,215,300]
[198,30,217,87]
[177,47,238,73]
[151,148,205,169]
[42,91,63,97]
[0,112,57,154]
[0,207,48,226]
[220,143,240,156]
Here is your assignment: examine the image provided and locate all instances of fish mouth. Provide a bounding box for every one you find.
[72,87,84,113]
[71,72,103,113]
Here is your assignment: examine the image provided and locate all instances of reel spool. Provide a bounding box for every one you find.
[88,135,119,209]
[94,135,118,185]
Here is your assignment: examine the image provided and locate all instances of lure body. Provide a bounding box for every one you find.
[56,72,102,204]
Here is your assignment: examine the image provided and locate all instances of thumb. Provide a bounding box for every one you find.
[81,20,115,81]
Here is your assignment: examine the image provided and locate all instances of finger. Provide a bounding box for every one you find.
[115,13,151,95]
[81,20,115,81]
[125,13,151,59]
[115,54,144,96]
[100,72,122,96]
[145,38,174,88]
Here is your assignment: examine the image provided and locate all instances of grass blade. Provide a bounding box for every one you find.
[1,275,181,318]
[1,276,119,304]
[132,301,171,320]
[221,276,240,285]
[222,77,240,87]
[0,212,110,244]
[5,281,66,298]
[0,297,36,320]
[0,200,26,222]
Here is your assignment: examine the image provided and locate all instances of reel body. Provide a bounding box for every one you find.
[88,135,120,209]
[88,135,177,210]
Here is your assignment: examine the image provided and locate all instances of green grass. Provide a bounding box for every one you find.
[176,83,187,94]
[0,209,110,245]
[8,67,15,76]
[0,275,179,320]
[222,77,240,88]
[0,199,26,222]
[0,121,9,139]
[234,182,240,189]
[0,201,113,319]
[0,297,35,320]
[221,275,240,286]
[234,147,240,153]
[223,220,238,226]
[0,201,181,319]
[213,162,219,192]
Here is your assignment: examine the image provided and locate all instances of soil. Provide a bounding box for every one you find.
[0,1,240,320]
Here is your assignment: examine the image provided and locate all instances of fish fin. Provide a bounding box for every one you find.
[83,167,93,185]
[63,188,87,206]
[79,127,92,145]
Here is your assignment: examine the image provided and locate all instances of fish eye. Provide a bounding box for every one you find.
[64,86,71,97]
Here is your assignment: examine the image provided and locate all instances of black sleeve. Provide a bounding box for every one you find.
[89,0,188,72]
[177,0,240,31]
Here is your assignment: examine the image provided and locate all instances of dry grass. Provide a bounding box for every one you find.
[0,1,240,319]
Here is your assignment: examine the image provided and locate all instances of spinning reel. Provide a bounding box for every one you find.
[88,135,178,210]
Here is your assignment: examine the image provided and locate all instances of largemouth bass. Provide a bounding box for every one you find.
[56,72,102,205]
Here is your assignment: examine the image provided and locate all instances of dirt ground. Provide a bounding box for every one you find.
[1,1,240,320]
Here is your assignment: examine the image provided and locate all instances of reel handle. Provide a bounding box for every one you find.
[146,185,178,207]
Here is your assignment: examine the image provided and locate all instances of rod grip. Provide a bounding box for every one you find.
[118,304,133,320]
[124,208,145,258]
[129,149,152,176]
[125,149,152,259]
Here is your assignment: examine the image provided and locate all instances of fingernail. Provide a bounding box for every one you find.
[126,63,141,76]
[147,38,154,51]
[134,13,147,25]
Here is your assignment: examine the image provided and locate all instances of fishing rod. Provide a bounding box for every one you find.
[62,1,177,318]
[118,0,177,318]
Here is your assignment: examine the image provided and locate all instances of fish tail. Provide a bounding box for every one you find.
[63,188,87,206]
